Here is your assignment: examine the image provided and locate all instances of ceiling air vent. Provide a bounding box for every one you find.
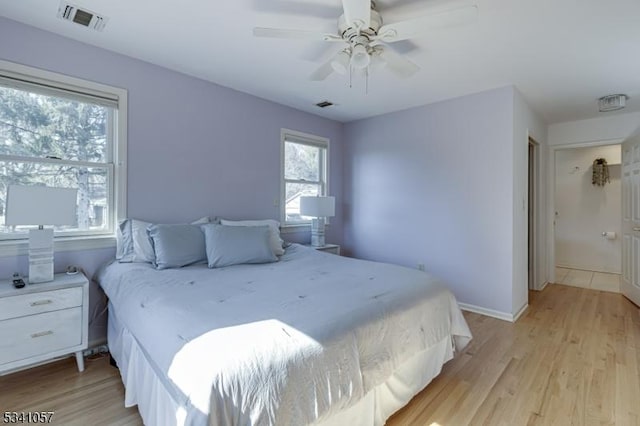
[316,101,334,108]
[57,2,109,31]
[598,94,628,112]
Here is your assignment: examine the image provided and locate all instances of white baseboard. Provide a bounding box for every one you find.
[555,263,621,275]
[88,337,108,350]
[458,303,513,322]
[512,303,528,321]
[538,281,549,291]
[458,302,528,323]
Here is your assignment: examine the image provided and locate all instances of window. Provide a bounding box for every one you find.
[281,129,329,225]
[0,61,127,252]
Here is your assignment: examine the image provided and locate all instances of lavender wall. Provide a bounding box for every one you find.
[0,17,344,343]
[343,87,516,316]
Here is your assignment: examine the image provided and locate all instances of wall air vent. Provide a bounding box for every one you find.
[315,101,334,108]
[598,94,628,112]
[57,2,109,31]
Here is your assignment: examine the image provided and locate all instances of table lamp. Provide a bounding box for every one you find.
[5,185,78,283]
[300,196,335,247]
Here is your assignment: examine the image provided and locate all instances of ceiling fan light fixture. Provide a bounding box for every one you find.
[331,50,351,75]
[350,44,370,69]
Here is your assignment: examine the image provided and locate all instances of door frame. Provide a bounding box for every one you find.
[528,138,539,291]
[620,134,640,306]
[546,137,624,284]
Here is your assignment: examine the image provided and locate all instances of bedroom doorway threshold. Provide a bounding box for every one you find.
[554,267,620,293]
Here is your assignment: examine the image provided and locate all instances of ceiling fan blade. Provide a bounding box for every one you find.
[376,5,478,42]
[310,61,335,81]
[252,0,342,19]
[253,27,343,42]
[377,46,419,78]
[341,0,371,29]
[388,39,420,54]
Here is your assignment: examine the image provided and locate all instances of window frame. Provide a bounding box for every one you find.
[0,60,127,256]
[280,128,329,229]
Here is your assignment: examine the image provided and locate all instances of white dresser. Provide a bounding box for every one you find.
[0,273,89,375]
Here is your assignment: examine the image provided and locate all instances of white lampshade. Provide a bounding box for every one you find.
[5,186,78,284]
[300,196,335,218]
[6,185,78,226]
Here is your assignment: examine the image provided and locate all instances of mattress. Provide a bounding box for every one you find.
[98,244,472,425]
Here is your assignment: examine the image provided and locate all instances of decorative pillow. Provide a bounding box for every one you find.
[148,224,206,270]
[117,216,211,263]
[220,219,284,256]
[202,224,277,268]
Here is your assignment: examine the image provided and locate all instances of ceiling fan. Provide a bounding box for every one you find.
[253,0,478,81]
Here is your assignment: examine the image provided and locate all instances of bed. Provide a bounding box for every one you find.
[98,243,472,426]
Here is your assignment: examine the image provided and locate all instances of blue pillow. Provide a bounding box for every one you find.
[148,224,206,270]
[202,224,277,268]
[116,219,134,262]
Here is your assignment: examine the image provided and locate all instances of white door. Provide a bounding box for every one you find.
[621,136,640,306]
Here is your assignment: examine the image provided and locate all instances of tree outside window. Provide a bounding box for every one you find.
[0,86,112,237]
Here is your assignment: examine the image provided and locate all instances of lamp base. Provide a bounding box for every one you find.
[28,228,54,284]
[310,217,326,247]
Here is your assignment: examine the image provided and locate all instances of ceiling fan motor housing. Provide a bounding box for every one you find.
[338,9,383,41]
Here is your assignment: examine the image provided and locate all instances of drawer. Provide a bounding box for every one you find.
[0,287,82,321]
[0,307,82,365]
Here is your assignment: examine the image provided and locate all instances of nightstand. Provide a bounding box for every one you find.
[0,272,89,375]
[306,243,341,255]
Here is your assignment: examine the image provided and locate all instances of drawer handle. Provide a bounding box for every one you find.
[634,227,640,232]
[31,330,53,339]
[30,299,53,307]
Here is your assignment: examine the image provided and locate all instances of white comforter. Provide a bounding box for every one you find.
[98,244,471,426]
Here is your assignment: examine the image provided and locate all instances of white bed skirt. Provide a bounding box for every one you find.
[109,305,454,426]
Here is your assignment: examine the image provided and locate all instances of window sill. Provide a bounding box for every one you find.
[0,235,116,257]
[281,224,310,234]
[281,223,332,234]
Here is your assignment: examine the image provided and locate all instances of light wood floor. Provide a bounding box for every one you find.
[1,283,638,425]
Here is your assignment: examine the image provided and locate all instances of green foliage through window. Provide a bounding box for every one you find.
[0,85,112,236]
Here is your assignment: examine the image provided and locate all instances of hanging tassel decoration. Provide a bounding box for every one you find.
[592,158,610,186]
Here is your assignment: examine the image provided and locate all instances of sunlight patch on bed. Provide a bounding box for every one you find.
[168,319,323,412]
[175,406,187,425]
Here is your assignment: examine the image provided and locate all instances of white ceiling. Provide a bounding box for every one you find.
[1,0,640,123]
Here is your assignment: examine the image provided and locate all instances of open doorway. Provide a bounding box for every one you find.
[553,144,622,292]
